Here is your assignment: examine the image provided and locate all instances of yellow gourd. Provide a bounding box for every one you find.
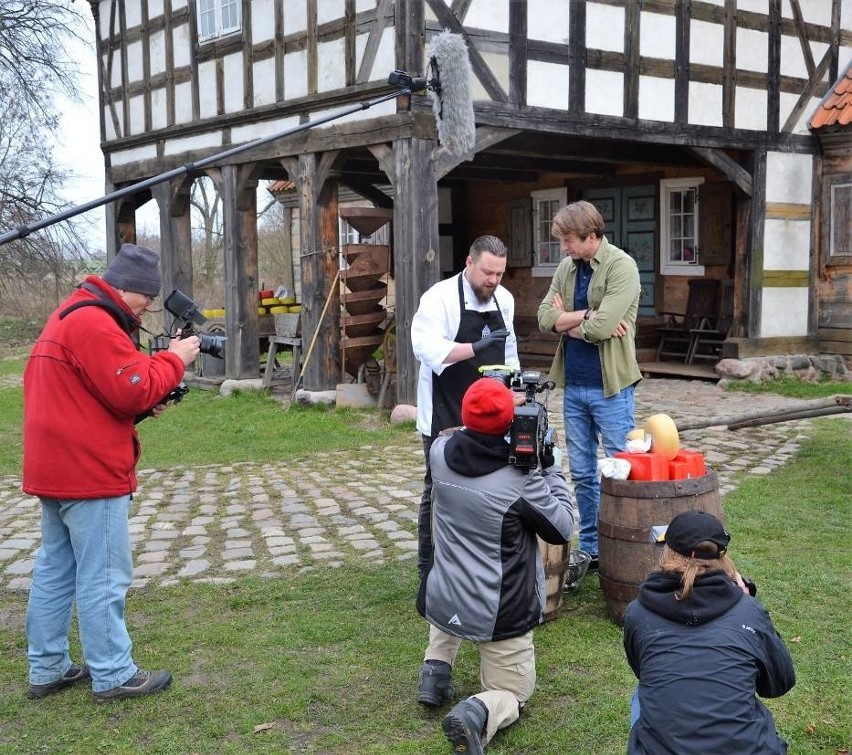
[643,414,680,459]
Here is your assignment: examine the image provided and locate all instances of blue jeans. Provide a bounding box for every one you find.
[563,384,635,556]
[26,496,137,693]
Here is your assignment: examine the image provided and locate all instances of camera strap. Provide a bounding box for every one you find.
[59,281,139,339]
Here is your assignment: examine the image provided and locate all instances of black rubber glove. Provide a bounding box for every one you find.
[471,328,510,356]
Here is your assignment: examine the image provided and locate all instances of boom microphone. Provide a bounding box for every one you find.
[426,31,476,157]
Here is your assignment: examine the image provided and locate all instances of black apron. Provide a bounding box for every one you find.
[430,274,508,436]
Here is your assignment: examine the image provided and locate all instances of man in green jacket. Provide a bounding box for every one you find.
[537,201,642,567]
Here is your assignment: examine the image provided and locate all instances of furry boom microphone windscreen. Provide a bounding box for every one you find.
[427,31,476,157]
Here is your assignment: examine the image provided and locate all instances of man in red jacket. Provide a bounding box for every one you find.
[22,243,200,703]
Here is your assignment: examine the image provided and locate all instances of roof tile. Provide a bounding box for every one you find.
[811,62,852,130]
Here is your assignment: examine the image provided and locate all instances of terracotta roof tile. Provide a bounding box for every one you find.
[267,179,295,193]
[811,62,852,129]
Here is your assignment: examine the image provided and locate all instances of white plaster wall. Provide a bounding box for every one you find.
[318,0,346,25]
[759,288,809,337]
[318,38,346,92]
[465,0,509,33]
[110,144,158,167]
[766,152,813,204]
[253,58,277,108]
[356,28,395,82]
[128,95,145,136]
[737,27,768,73]
[104,106,121,141]
[127,40,144,84]
[125,3,142,28]
[688,81,723,127]
[231,115,302,145]
[149,30,167,76]
[283,50,308,99]
[151,88,168,131]
[223,53,245,113]
[173,24,191,69]
[174,81,193,125]
[586,69,623,117]
[172,0,187,8]
[283,3,308,34]
[164,132,224,156]
[735,87,768,131]
[149,0,164,18]
[198,61,218,120]
[782,92,823,135]
[527,61,570,108]
[475,52,509,99]
[109,56,122,89]
[737,0,769,13]
[355,0,375,12]
[587,3,624,53]
[639,76,675,122]
[764,219,811,270]
[780,34,810,78]
[690,20,724,67]
[252,0,276,43]
[793,0,833,26]
[528,0,569,44]
[640,12,676,60]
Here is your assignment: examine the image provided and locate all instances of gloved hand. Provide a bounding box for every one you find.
[472,328,510,356]
[551,446,563,469]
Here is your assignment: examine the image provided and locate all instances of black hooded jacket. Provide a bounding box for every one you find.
[623,570,796,754]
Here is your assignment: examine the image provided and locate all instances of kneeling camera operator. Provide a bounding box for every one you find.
[479,366,558,472]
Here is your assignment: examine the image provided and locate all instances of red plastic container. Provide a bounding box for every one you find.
[672,449,706,477]
[615,451,670,482]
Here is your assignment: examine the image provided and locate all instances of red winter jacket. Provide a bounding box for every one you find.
[22,276,186,499]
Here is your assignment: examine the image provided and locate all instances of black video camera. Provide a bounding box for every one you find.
[163,289,227,360]
[479,366,557,472]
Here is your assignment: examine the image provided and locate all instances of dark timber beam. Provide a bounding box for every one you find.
[689,147,753,196]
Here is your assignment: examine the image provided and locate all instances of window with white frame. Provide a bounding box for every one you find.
[660,177,705,275]
[198,0,241,40]
[532,187,567,271]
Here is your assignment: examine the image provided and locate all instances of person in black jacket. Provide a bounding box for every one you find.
[416,377,575,754]
[622,510,796,754]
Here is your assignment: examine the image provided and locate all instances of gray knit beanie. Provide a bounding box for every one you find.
[103,244,162,297]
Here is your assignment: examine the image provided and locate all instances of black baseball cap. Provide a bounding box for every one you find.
[664,510,730,559]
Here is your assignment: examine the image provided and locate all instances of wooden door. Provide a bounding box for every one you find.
[582,186,657,318]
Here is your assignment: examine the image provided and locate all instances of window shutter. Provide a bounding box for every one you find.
[507,197,532,268]
[698,182,733,266]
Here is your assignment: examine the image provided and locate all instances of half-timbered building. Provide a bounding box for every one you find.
[87,0,851,401]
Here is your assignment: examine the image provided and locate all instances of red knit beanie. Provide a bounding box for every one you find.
[461,378,515,435]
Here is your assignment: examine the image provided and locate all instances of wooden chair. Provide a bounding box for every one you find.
[655,278,720,361]
[687,280,734,364]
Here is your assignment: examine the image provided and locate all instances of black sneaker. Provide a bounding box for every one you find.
[442,697,487,755]
[27,663,91,699]
[588,555,599,571]
[92,669,172,703]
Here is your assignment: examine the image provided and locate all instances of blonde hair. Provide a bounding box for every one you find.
[551,200,605,240]
[657,543,738,600]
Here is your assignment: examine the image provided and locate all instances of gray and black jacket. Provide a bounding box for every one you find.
[416,429,575,643]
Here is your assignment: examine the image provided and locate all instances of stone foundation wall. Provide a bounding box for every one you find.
[715,353,850,384]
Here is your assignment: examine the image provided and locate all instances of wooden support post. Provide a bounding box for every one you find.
[292,152,341,391]
[151,178,193,313]
[392,137,440,406]
[221,164,260,379]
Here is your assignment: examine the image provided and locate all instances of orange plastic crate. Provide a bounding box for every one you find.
[615,451,670,481]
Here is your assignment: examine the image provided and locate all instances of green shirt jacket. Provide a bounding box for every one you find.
[537,236,643,397]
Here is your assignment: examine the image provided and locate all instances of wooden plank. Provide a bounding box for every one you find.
[508,0,527,106]
[242,0,254,110]
[689,147,753,197]
[765,202,811,220]
[721,336,818,359]
[722,0,736,129]
[767,0,781,135]
[674,0,689,123]
[762,270,810,287]
[746,149,767,338]
[624,0,640,119]
[639,362,719,381]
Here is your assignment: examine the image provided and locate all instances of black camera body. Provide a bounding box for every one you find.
[479,367,557,472]
[163,289,227,360]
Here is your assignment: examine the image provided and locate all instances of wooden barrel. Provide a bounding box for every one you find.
[539,539,570,622]
[598,470,724,626]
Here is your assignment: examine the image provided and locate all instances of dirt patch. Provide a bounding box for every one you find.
[0,598,26,631]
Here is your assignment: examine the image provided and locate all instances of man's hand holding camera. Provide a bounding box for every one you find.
[168,331,201,366]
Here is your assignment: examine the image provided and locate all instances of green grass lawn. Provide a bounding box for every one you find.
[0,326,849,753]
